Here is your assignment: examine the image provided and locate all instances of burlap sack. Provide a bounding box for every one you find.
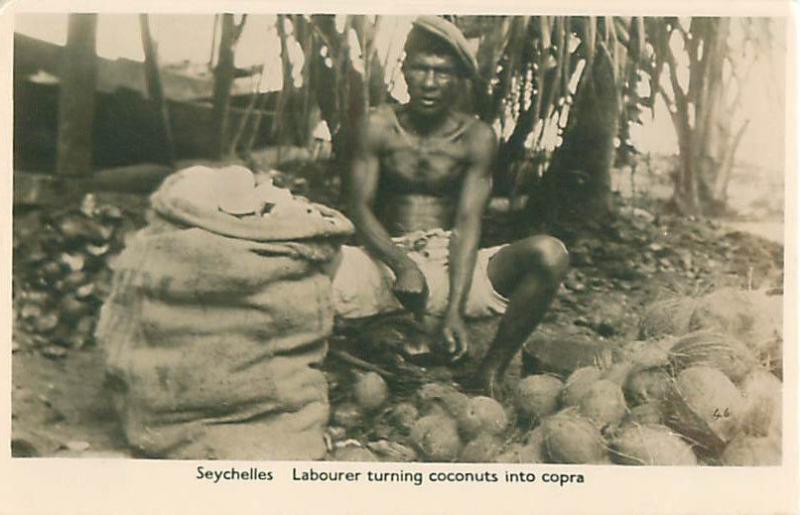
[96,165,353,460]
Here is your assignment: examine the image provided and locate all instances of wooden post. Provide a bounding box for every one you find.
[56,13,98,177]
[139,14,176,165]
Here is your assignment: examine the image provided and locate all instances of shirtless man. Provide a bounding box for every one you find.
[332,16,569,397]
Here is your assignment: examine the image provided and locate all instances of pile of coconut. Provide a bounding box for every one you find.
[326,288,782,466]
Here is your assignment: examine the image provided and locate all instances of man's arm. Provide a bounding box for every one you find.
[442,122,496,357]
[346,112,428,310]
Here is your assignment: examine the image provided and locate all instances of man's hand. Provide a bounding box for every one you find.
[393,265,429,315]
[440,312,469,361]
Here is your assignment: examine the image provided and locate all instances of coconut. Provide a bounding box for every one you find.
[410,414,463,462]
[629,343,672,370]
[624,402,664,426]
[331,445,378,462]
[624,368,672,406]
[461,433,505,463]
[739,368,782,437]
[542,409,610,464]
[515,375,564,422]
[353,372,389,411]
[601,361,635,386]
[578,380,628,427]
[669,331,757,383]
[416,383,469,418]
[455,396,509,439]
[689,289,783,356]
[561,367,603,406]
[665,366,744,453]
[721,436,781,466]
[610,424,697,466]
[639,296,698,339]
[386,402,420,435]
[494,427,545,463]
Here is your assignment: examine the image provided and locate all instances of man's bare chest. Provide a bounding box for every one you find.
[379,136,470,194]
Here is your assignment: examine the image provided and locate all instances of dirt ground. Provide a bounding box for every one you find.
[10,158,786,459]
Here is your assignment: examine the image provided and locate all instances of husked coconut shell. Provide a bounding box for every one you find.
[542,409,610,464]
[665,366,743,454]
[561,367,603,406]
[455,396,508,439]
[410,414,463,462]
[578,380,628,427]
[460,433,504,463]
[669,331,757,383]
[515,375,564,421]
[721,436,781,466]
[353,371,389,411]
[739,369,782,437]
[610,424,697,466]
[625,368,672,406]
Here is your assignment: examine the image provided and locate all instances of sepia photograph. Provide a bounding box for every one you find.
[8,10,789,473]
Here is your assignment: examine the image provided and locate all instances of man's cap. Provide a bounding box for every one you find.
[410,16,478,78]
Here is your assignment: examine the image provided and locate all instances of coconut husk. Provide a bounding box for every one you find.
[578,380,628,427]
[455,396,508,439]
[561,367,603,406]
[739,368,782,438]
[689,288,782,352]
[416,382,469,418]
[610,424,697,466]
[624,368,672,406]
[669,331,757,383]
[515,375,564,422]
[665,366,744,454]
[624,402,665,426]
[494,426,546,463]
[639,296,698,339]
[409,414,463,462]
[721,436,781,466]
[461,433,505,463]
[542,409,610,464]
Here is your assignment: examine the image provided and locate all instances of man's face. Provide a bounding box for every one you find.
[403,52,461,119]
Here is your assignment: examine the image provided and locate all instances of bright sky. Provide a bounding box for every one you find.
[14,14,786,173]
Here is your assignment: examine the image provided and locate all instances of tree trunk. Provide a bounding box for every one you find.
[530,42,618,227]
[139,14,175,165]
[56,14,98,177]
[659,18,744,216]
[210,14,246,159]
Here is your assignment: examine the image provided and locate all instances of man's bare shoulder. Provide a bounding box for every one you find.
[461,116,497,162]
[364,105,398,136]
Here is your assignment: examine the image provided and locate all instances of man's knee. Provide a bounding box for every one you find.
[524,235,569,280]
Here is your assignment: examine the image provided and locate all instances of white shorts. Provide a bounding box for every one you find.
[331,229,509,319]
